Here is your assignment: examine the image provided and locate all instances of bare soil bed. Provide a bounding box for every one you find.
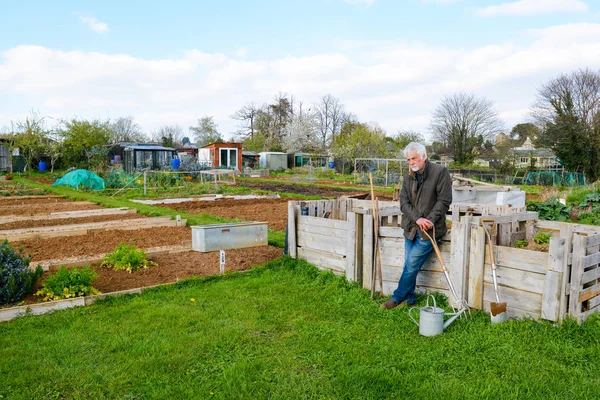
[0,213,146,231]
[0,196,70,206]
[240,180,368,198]
[27,177,56,185]
[13,246,283,306]
[158,198,296,231]
[0,202,102,216]
[14,226,192,261]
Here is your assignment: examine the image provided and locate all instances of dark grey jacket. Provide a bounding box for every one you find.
[400,160,452,240]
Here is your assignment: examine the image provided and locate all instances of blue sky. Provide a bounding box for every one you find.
[1,0,599,141]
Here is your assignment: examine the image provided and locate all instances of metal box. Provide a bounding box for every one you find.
[191,222,268,252]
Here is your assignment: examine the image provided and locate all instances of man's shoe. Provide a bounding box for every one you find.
[381,299,400,309]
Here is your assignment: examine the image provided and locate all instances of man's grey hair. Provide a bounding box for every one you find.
[403,142,427,159]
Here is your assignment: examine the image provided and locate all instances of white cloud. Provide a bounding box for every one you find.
[2,23,600,141]
[476,0,588,17]
[79,16,109,33]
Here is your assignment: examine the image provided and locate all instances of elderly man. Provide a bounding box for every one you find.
[381,142,452,309]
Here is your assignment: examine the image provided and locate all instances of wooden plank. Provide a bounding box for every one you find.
[297,215,348,231]
[541,237,565,322]
[483,283,542,314]
[483,300,541,320]
[287,202,297,258]
[483,263,545,294]
[450,216,470,309]
[578,284,600,303]
[582,266,600,284]
[495,246,549,274]
[379,237,404,266]
[355,213,364,285]
[378,206,402,217]
[585,233,600,248]
[558,224,574,322]
[471,212,538,225]
[468,225,485,309]
[0,208,135,224]
[570,234,586,317]
[297,234,347,256]
[362,212,374,290]
[345,212,357,282]
[297,247,345,272]
[297,223,347,238]
[589,295,600,309]
[379,226,404,238]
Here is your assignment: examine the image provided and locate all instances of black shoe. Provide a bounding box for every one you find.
[380,299,400,309]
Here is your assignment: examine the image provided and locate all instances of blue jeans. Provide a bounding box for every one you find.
[391,234,435,305]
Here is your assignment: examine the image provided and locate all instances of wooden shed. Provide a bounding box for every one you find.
[198,142,243,171]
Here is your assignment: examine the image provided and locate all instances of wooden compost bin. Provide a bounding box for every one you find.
[287,199,600,322]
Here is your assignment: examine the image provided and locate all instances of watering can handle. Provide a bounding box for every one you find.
[408,307,419,326]
[426,294,437,310]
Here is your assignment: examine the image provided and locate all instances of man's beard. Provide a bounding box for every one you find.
[410,165,420,172]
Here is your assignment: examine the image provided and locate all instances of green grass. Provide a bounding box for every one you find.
[2,257,600,399]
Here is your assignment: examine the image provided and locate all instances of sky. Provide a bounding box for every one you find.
[1,0,599,142]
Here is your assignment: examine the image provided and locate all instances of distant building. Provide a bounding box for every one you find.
[198,142,243,171]
[511,138,562,171]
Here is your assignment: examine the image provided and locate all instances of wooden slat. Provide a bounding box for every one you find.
[495,246,549,274]
[345,212,357,282]
[483,300,540,320]
[578,284,600,303]
[483,282,542,314]
[570,234,586,316]
[297,247,345,272]
[379,226,404,238]
[297,223,347,238]
[582,266,600,284]
[416,270,449,290]
[585,233,600,248]
[558,224,573,322]
[297,233,347,256]
[582,251,600,269]
[287,202,297,258]
[541,237,565,322]
[450,216,470,309]
[589,295,600,309]
[468,225,485,309]
[483,264,545,294]
[362,211,373,290]
[297,215,347,231]
[471,212,538,225]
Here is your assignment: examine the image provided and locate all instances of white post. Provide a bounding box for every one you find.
[220,250,225,275]
[143,171,147,195]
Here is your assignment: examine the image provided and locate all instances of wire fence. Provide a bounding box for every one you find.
[353,158,407,187]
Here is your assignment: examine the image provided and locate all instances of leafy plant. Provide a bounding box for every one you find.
[0,240,43,305]
[101,243,157,273]
[529,199,571,221]
[585,192,600,203]
[514,240,528,249]
[36,266,100,302]
[534,232,552,245]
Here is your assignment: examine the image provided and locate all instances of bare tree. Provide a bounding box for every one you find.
[110,116,148,143]
[152,125,185,148]
[430,92,504,164]
[231,103,259,139]
[314,94,346,149]
[531,68,600,180]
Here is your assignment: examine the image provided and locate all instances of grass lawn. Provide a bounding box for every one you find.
[2,257,600,399]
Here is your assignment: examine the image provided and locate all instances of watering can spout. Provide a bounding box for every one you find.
[443,307,468,330]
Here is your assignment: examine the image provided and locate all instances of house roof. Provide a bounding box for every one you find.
[124,144,175,151]
[243,151,260,157]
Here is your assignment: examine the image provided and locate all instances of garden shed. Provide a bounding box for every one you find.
[122,143,177,173]
[259,152,288,171]
[287,152,328,168]
[198,142,242,171]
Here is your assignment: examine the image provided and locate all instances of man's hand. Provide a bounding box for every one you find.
[416,217,433,231]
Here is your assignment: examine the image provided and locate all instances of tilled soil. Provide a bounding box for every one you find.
[13,246,283,306]
[0,202,102,216]
[0,196,70,206]
[0,213,146,231]
[159,198,296,231]
[82,246,283,292]
[15,226,192,261]
[240,180,368,198]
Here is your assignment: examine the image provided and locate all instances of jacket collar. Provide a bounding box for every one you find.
[409,159,430,180]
